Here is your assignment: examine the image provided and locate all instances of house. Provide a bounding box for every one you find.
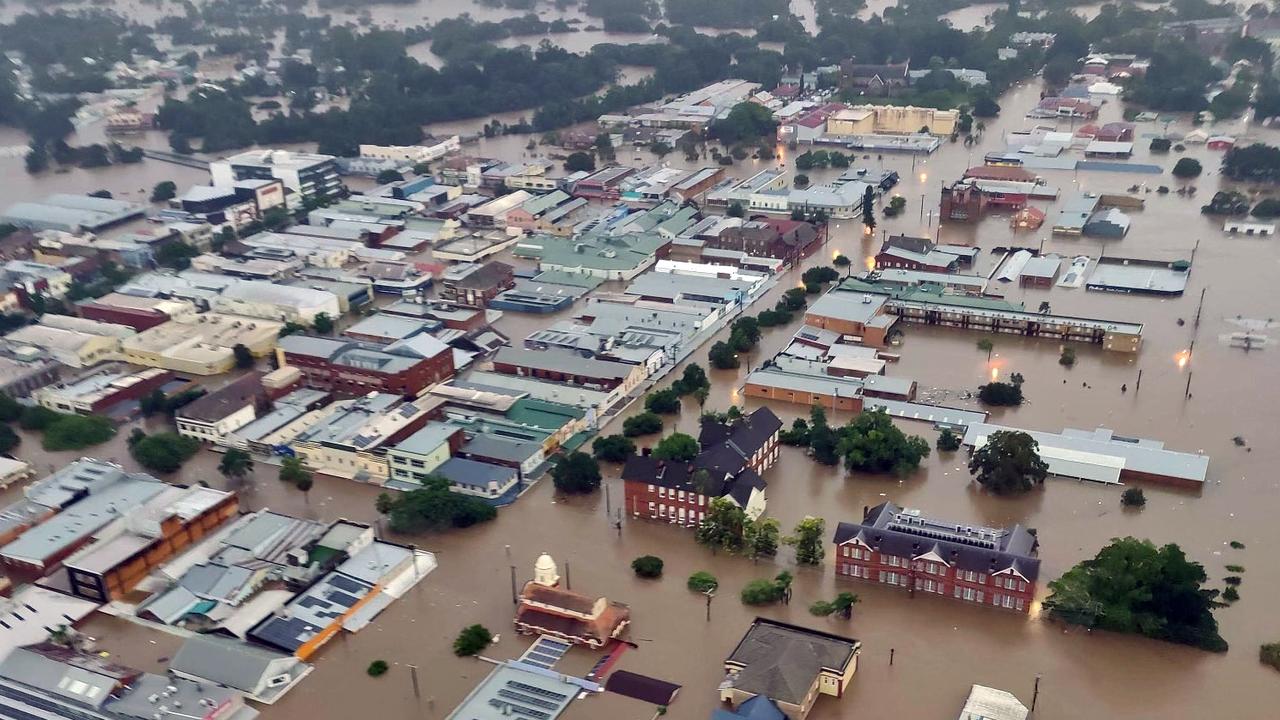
[840,60,911,94]
[514,553,630,648]
[1018,254,1061,288]
[1030,97,1099,119]
[276,333,455,398]
[876,238,960,273]
[169,634,311,705]
[1207,135,1235,150]
[622,408,780,526]
[832,501,1040,613]
[958,685,1029,720]
[440,261,515,307]
[719,618,861,720]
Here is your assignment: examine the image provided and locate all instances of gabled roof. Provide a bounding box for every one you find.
[725,618,859,705]
[170,634,299,695]
[832,501,1041,581]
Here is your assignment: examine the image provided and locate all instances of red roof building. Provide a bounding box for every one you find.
[514,554,630,649]
[963,166,1037,183]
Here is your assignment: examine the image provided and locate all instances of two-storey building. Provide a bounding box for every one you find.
[832,502,1039,613]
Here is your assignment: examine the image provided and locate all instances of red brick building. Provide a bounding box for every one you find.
[275,334,455,399]
[621,408,781,527]
[710,219,822,266]
[440,261,515,308]
[832,502,1040,613]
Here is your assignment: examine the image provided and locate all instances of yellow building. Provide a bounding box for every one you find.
[121,313,283,375]
[826,105,958,136]
[720,618,862,720]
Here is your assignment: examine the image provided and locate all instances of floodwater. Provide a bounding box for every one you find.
[3,5,1280,720]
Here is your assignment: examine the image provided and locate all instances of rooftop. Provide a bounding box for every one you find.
[445,661,583,720]
[177,373,264,422]
[805,291,890,326]
[725,618,860,706]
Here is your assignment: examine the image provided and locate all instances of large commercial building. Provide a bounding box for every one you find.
[0,194,146,233]
[211,149,344,203]
[32,366,171,415]
[826,105,959,136]
[274,393,435,482]
[121,313,283,375]
[832,502,1041,613]
[491,347,646,395]
[276,334,455,398]
[77,292,197,331]
[3,323,124,368]
[175,372,268,443]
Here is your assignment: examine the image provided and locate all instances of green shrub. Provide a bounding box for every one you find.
[1261,643,1280,671]
[936,428,962,451]
[453,624,493,656]
[1121,487,1146,508]
[631,555,664,578]
[687,571,718,593]
[1223,586,1240,602]
[42,414,115,451]
[367,660,389,676]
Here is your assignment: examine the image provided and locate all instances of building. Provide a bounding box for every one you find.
[77,292,197,331]
[803,291,895,346]
[441,261,515,307]
[210,281,341,325]
[466,191,534,228]
[175,373,267,443]
[513,232,670,281]
[513,553,630,648]
[278,393,435,482]
[624,267,764,309]
[612,79,761,130]
[1086,258,1190,296]
[31,366,171,415]
[169,634,312,705]
[0,194,146,233]
[832,501,1040,613]
[358,137,461,164]
[276,333,455,398]
[958,685,1030,720]
[445,660,587,720]
[826,104,956,135]
[875,244,960,273]
[574,166,637,199]
[210,149,343,203]
[0,348,63,398]
[711,219,821,265]
[61,485,239,602]
[840,61,911,94]
[0,643,258,720]
[121,313,283,375]
[173,179,287,229]
[1052,194,1101,235]
[720,618,861,720]
[3,323,123,368]
[2,259,74,299]
[622,408,780,527]
[1083,208,1131,238]
[1030,97,1099,119]
[492,347,646,394]
[1018,254,1061,288]
[386,421,464,484]
[960,423,1208,486]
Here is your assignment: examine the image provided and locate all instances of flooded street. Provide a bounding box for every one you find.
[3,1,1280,717]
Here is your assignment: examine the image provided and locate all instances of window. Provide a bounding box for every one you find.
[878,571,887,583]
[1002,595,1016,609]
[1016,598,1026,611]
[647,484,655,493]
[658,505,666,517]
[658,487,666,498]
[699,495,705,506]
[678,490,685,502]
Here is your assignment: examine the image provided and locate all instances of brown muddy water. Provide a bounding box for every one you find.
[1,10,1279,718]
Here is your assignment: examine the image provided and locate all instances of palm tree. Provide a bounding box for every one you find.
[774,571,794,604]
[218,449,254,486]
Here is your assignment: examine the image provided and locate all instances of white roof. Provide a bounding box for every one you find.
[959,685,1029,720]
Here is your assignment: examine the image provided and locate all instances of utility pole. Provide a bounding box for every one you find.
[408,664,421,700]
[1194,287,1207,329]
[1031,674,1041,712]
[565,561,572,590]
[604,483,612,519]
[1185,370,1193,399]
[705,590,714,622]
[889,648,895,666]
[1135,368,1142,394]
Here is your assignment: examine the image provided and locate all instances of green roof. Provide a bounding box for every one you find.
[515,232,666,272]
[530,270,605,289]
[834,279,1024,313]
[507,397,585,431]
[561,430,591,452]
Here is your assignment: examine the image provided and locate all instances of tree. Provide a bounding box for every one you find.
[1059,347,1076,367]
[727,201,745,218]
[130,432,201,473]
[744,516,780,559]
[810,591,860,618]
[232,343,254,369]
[155,241,199,270]
[0,394,23,423]
[794,173,810,189]
[936,428,962,451]
[312,313,334,334]
[25,144,49,174]
[564,151,595,172]
[1262,643,1280,671]
[833,254,851,267]
[151,181,177,202]
[592,434,635,462]
[708,341,740,369]
[453,624,493,656]
[696,497,748,553]
[631,555,664,578]
[972,94,1000,117]
[0,425,19,454]
[785,516,825,566]
[376,169,404,184]
[381,474,496,532]
[652,432,699,462]
[1121,487,1147,507]
[978,381,1023,406]
[740,571,793,606]
[218,449,254,482]
[412,162,431,175]
[687,571,718,593]
[671,363,710,396]
[837,409,930,476]
[40,414,115,451]
[367,660,389,677]
[862,185,876,229]
[1044,537,1227,652]
[709,102,777,145]
[550,451,601,494]
[976,338,994,353]
[623,412,664,437]
[645,389,681,414]
[280,456,312,487]
[968,430,1048,495]
[1172,158,1203,179]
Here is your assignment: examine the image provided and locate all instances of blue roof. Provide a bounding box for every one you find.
[711,696,786,720]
